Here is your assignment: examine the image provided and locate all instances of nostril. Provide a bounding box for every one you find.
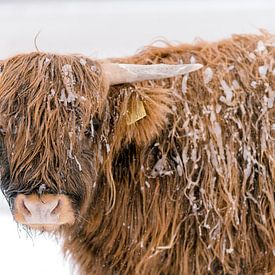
[21,200,32,216]
[50,200,61,215]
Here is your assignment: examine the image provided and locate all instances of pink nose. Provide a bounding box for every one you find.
[13,194,75,229]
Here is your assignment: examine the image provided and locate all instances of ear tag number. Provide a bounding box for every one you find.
[126,99,147,125]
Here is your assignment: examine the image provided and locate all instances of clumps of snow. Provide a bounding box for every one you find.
[79,58,87,66]
[226,248,234,254]
[219,80,233,105]
[97,142,103,164]
[89,118,95,138]
[232,80,240,89]
[145,181,150,188]
[208,141,219,170]
[172,154,183,177]
[67,132,74,159]
[171,105,177,112]
[226,65,234,72]
[61,64,78,105]
[255,40,266,54]
[59,89,67,106]
[91,65,98,72]
[38,184,46,195]
[248,52,256,60]
[181,74,189,94]
[190,55,196,64]
[251,81,257,89]
[106,143,110,154]
[74,156,82,171]
[62,64,73,77]
[243,145,252,178]
[266,89,275,109]
[150,157,173,178]
[258,65,268,77]
[67,91,77,104]
[243,145,250,161]
[203,67,213,84]
[215,104,222,114]
[272,68,275,75]
[50,89,55,96]
[48,89,56,99]
[210,108,216,123]
[44,58,51,65]
[213,121,225,161]
[209,221,221,241]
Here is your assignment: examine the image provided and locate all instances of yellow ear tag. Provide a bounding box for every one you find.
[126,99,147,125]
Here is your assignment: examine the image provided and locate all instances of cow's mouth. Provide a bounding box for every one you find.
[13,194,75,231]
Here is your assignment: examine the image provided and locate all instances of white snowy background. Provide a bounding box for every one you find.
[0,0,274,274]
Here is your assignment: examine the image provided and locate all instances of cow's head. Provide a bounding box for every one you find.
[0,53,202,231]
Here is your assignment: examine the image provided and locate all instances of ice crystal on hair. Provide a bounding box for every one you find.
[232,80,240,89]
[62,64,72,76]
[216,104,222,113]
[145,181,150,188]
[67,91,77,104]
[255,40,266,54]
[106,143,110,154]
[74,156,82,171]
[79,58,87,66]
[181,74,189,94]
[203,67,213,84]
[38,184,46,195]
[258,65,268,77]
[91,65,97,72]
[226,248,234,254]
[226,65,234,72]
[44,58,51,65]
[0,33,274,275]
[49,89,55,97]
[251,81,257,88]
[248,52,256,60]
[190,55,196,64]
[267,90,275,108]
[60,88,67,106]
[220,80,233,104]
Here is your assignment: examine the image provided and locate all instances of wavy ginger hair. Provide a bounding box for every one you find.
[0,33,274,274]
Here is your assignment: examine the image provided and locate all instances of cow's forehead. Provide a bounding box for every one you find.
[0,52,108,130]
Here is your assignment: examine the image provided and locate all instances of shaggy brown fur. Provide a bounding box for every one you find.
[0,33,274,274]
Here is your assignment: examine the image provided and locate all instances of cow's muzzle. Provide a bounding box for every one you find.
[13,194,75,231]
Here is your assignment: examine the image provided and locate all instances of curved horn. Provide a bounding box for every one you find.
[102,63,203,85]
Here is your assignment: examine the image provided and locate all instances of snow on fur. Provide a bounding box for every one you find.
[0,33,274,274]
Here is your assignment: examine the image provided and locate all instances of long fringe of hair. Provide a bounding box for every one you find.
[0,33,274,274]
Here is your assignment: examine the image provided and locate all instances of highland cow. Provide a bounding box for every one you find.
[0,33,274,275]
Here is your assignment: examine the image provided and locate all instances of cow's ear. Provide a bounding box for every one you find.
[102,63,203,146]
[114,86,174,146]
